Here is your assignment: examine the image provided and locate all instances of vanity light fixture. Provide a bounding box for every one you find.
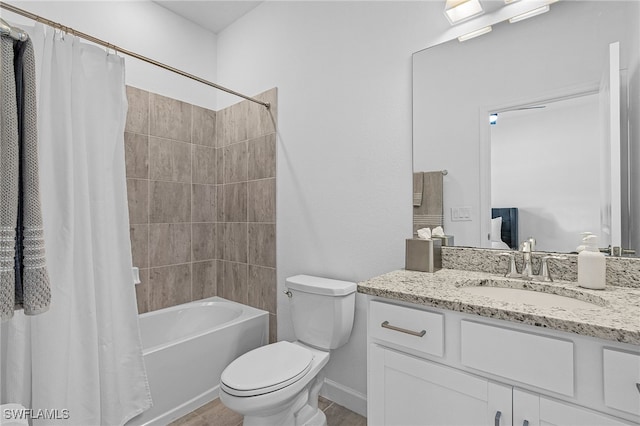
[458,25,492,42]
[508,4,550,23]
[444,0,484,25]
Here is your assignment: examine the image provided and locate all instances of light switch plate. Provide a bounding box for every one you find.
[451,206,472,221]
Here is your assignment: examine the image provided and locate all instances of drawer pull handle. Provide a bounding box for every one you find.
[381,321,426,337]
[495,411,501,426]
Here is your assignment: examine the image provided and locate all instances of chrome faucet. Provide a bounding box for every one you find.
[519,237,536,279]
[538,255,568,282]
[499,237,568,281]
[498,252,521,278]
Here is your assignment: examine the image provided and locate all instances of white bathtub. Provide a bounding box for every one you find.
[126,297,269,426]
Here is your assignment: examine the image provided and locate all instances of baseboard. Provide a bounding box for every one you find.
[320,378,367,418]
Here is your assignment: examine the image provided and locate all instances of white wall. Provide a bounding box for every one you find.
[216,1,447,414]
[3,1,218,109]
[491,94,601,253]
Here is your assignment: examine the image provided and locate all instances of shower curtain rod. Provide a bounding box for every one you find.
[0,1,270,109]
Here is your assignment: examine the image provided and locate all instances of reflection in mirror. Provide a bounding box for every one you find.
[490,94,600,253]
[412,0,639,255]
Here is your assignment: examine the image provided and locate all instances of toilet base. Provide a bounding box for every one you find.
[242,372,327,426]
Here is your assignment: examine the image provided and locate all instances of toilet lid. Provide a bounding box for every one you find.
[221,341,314,397]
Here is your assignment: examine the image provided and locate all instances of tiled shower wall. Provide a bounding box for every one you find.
[124,86,278,342]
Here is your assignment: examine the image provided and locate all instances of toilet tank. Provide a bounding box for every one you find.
[285,275,356,350]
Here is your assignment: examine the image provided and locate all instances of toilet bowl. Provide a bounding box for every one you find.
[219,275,357,426]
[220,341,330,425]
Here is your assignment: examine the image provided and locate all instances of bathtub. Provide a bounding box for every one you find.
[126,297,269,426]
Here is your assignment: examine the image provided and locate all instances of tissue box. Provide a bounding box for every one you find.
[405,238,442,273]
[432,235,454,247]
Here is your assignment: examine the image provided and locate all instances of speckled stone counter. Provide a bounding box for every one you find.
[358,269,640,345]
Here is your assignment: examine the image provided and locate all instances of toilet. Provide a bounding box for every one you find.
[219,274,357,426]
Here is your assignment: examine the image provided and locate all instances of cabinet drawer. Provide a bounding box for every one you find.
[369,301,443,356]
[603,348,640,416]
[461,320,574,396]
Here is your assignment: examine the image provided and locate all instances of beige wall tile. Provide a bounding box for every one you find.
[192,184,217,223]
[124,132,149,179]
[149,264,192,311]
[192,105,216,147]
[215,148,224,184]
[125,86,149,135]
[192,223,216,261]
[269,313,277,344]
[248,178,276,223]
[229,101,248,145]
[149,181,191,223]
[215,107,230,148]
[130,224,149,269]
[248,223,276,268]
[221,223,247,263]
[192,260,216,300]
[247,88,277,139]
[192,145,217,184]
[216,185,225,223]
[248,133,276,180]
[150,93,192,142]
[149,223,191,267]
[223,183,247,223]
[125,88,278,315]
[149,137,191,183]
[248,265,276,314]
[217,260,247,304]
[126,178,148,225]
[223,142,247,184]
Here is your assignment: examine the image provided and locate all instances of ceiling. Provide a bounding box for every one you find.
[153,1,263,34]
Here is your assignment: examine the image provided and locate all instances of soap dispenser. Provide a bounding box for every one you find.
[577,234,606,289]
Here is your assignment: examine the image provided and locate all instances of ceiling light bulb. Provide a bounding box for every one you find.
[508,5,550,23]
[458,25,492,42]
[444,0,484,25]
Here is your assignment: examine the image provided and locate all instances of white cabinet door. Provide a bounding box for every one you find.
[369,344,512,426]
[513,389,540,426]
[539,396,632,426]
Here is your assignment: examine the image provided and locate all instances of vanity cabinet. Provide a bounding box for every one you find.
[370,344,512,425]
[367,300,639,426]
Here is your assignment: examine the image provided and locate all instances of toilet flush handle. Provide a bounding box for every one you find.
[283,289,292,298]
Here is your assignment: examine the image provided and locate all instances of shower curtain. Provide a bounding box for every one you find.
[4,25,151,425]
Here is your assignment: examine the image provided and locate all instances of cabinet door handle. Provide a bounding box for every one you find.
[494,411,501,426]
[381,321,426,337]
[523,421,529,426]
[636,383,640,394]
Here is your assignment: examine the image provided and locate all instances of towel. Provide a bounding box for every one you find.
[0,35,51,321]
[413,172,423,207]
[413,171,444,236]
[1,36,19,321]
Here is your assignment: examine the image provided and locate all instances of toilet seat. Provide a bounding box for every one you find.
[221,341,314,397]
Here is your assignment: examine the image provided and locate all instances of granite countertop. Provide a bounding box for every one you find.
[358,269,640,345]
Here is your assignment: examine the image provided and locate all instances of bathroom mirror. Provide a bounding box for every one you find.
[412,0,638,255]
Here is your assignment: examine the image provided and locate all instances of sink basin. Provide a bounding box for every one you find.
[457,280,607,309]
